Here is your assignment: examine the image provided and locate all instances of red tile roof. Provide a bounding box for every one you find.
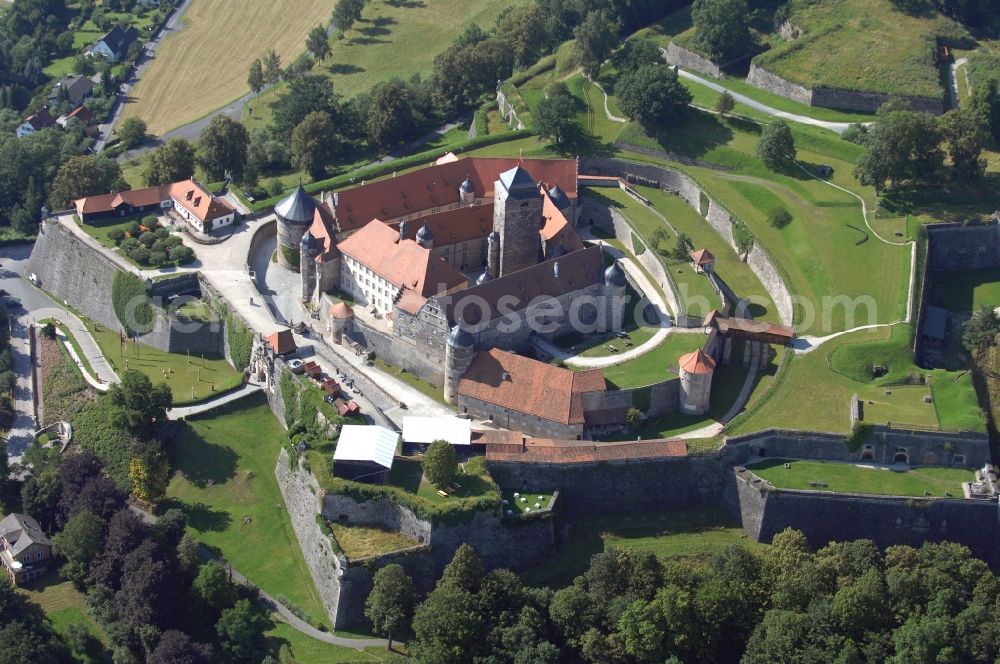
[329,301,354,318]
[66,106,93,123]
[691,248,715,265]
[714,316,794,341]
[74,180,233,225]
[457,348,606,425]
[168,180,235,223]
[330,156,577,233]
[267,330,296,355]
[395,289,428,315]
[486,437,687,463]
[679,348,716,374]
[336,220,468,298]
[25,107,55,131]
[540,190,583,251]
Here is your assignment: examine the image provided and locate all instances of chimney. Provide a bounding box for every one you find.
[399,220,409,243]
[333,192,339,208]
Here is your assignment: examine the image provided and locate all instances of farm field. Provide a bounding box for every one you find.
[160,395,331,628]
[122,0,334,135]
[752,0,958,99]
[242,0,511,133]
[928,269,1000,314]
[83,318,243,405]
[522,507,763,588]
[750,458,973,497]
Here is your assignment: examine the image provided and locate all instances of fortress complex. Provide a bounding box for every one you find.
[276,155,631,412]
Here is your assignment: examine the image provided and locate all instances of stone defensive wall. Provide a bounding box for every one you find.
[579,157,795,327]
[746,63,944,115]
[662,42,724,79]
[724,427,990,469]
[733,471,1000,567]
[26,220,224,355]
[926,222,1000,272]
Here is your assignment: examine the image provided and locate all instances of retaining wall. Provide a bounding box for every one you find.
[663,42,723,78]
[926,223,1000,272]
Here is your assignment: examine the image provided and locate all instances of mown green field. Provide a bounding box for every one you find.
[929,269,1000,314]
[751,458,973,497]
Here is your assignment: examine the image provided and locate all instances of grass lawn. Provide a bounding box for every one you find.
[373,358,445,405]
[930,369,987,432]
[731,324,985,435]
[266,622,406,663]
[600,331,707,390]
[522,507,762,588]
[386,456,494,506]
[750,458,973,497]
[83,318,243,406]
[501,490,555,516]
[753,0,956,99]
[928,269,1000,314]
[616,110,911,334]
[329,522,418,560]
[18,573,110,663]
[122,0,336,135]
[243,0,511,133]
[161,394,331,628]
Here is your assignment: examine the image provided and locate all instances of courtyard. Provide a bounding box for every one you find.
[750,458,973,498]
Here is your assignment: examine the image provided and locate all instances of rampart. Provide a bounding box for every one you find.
[579,157,795,326]
[662,42,724,78]
[746,63,944,115]
[926,222,1000,272]
[26,221,224,355]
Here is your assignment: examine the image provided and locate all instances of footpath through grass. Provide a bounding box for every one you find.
[160,394,331,628]
[522,507,762,588]
[83,318,242,405]
[751,458,973,497]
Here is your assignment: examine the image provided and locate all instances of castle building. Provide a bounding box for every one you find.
[678,348,716,415]
[275,182,317,270]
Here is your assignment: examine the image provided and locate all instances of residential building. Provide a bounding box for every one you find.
[89,25,140,62]
[57,105,93,129]
[49,74,97,108]
[16,107,55,138]
[0,513,52,585]
[74,180,236,233]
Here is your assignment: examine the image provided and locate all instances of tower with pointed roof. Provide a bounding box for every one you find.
[275,182,318,271]
[444,324,475,405]
[678,348,716,415]
[299,230,319,302]
[493,165,543,277]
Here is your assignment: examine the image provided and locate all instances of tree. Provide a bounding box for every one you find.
[497,3,552,68]
[263,50,282,85]
[128,446,169,505]
[117,117,147,150]
[715,91,735,117]
[53,510,106,587]
[410,583,482,664]
[142,138,195,186]
[216,599,268,662]
[365,564,416,650]
[940,107,990,181]
[691,0,752,61]
[962,306,1000,356]
[670,233,692,261]
[573,10,619,78]
[49,155,127,209]
[853,110,942,191]
[616,64,692,130]
[332,0,365,33]
[651,227,670,254]
[247,58,265,97]
[767,207,792,229]
[970,76,1000,144]
[534,81,577,144]
[440,543,484,592]
[272,75,339,138]
[197,114,248,182]
[430,37,513,113]
[616,39,663,73]
[366,80,418,148]
[192,560,237,616]
[106,370,172,440]
[626,407,642,430]
[306,25,331,61]
[756,119,796,171]
[291,111,338,179]
[422,440,457,488]
[148,630,212,664]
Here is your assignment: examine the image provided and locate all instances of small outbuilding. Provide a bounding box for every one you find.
[690,248,715,274]
[401,415,472,454]
[267,329,297,356]
[333,425,398,483]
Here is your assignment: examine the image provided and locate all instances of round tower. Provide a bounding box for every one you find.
[328,301,354,344]
[299,230,319,302]
[416,224,434,250]
[678,348,716,415]
[459,176,475,205]
[486,230,500,280]
[444,324,475,405]
[275,182,318,271]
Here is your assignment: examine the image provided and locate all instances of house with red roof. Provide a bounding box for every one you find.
[74,179,235,233]
[16,107,55,138]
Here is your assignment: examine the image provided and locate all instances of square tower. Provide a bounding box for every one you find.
[493,165,543,277]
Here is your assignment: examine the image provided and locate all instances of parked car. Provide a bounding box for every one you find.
[243,190,256,203]
[288,359,304,374]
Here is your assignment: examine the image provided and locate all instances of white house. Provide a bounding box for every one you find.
[89,25,139,63]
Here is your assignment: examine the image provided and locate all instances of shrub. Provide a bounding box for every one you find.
[141,214,157,228]
[423,440,457,487]
[0,349,12,373]
[108,229,126,245]
[149,250,168,265]
[169,245,195,264]
[138,231,157,247]
[120,237,140,254]
[128,245,151,265]
[128,221,143,236]
[154,227,170,239]
[768,207,793,229]
[0,371,14,393]
[227,314,254,371]
[111,271,155,335]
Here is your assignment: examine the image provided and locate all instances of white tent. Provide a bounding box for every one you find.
[402,416,472,447]
[334,425,398,469]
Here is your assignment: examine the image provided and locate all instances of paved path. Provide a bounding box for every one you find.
[674,68,859,135]
[948,57,967,110]
[168,382,263,419]
[590,79,626,123]
[54,330,111,392]
[31,307,119,386]
[96,0,193,153]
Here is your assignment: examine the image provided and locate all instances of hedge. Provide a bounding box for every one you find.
[250,129,533,212]
[324,476,501,526]
[111,271,155,336]
[226,314,253,371]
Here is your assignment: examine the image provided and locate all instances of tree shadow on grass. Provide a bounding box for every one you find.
[326,63,365,76]
[644,113,735,160]
[168,422,239,487]
[157,498,232,533]
[386,0,426,7]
